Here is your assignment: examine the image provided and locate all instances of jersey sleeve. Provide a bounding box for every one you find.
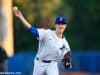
[29,25,49,40]
[37,28,49,40]
[63,38,71,56]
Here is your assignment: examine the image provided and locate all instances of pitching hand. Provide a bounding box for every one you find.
[13,6,23,19]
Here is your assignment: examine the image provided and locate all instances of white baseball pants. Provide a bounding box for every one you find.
[33,58,59,75]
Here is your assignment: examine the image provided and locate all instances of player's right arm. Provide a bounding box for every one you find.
[13,7,39,39]
[13,8,31,29]
[13,7,48,40]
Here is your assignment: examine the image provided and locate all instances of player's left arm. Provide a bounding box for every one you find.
[62,39,72,69]
[62,50,72,69]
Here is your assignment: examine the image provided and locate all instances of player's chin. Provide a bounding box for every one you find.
[60,30,65,33]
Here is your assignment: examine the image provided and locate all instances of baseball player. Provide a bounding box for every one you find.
[13,6,72,75]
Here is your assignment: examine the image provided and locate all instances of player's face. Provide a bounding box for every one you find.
[55,23,67,33]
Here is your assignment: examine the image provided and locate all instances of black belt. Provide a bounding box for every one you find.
[36,57,51,63]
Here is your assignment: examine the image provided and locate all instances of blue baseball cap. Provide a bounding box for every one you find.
[55,16,67,24]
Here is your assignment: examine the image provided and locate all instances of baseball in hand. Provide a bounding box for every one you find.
[13,6,18,11]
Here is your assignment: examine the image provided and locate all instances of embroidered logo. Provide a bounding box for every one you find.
[60,44,65,50]
[60,17,63,22]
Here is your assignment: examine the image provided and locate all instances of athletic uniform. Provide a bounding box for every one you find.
[29,16,71,75]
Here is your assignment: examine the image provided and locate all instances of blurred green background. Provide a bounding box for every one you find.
[13,0,100,51]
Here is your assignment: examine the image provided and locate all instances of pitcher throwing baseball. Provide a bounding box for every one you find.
[13,6,72,75]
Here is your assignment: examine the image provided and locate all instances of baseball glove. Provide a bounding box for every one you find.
[62,51,72,69]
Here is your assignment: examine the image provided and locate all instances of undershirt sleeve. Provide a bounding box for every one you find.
[29,26,39,39]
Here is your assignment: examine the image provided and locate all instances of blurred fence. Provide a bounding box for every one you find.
[8,51,100,75]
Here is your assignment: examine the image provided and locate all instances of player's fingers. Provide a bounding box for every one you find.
[13,10,21,17]
[13,6,20,16]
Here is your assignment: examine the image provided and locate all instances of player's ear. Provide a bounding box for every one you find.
[65,24,68,29]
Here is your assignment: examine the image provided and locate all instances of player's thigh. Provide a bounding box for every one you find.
[33,68,45,75]
[46,61,59,75]
[33,59,46,75]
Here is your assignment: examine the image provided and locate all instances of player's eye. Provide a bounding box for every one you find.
[58,23,65,25]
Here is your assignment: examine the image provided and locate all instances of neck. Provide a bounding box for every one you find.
[56,31,63,38]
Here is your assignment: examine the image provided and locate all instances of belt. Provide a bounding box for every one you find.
[36,57,51,63]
